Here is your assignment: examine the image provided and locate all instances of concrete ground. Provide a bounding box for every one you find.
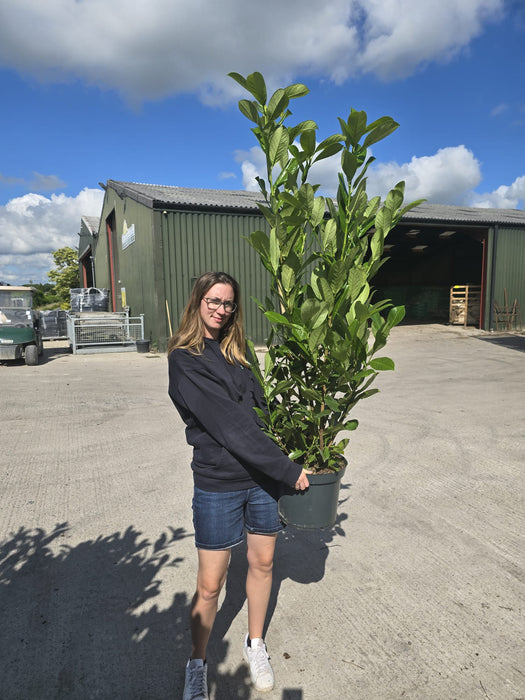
[0,325,523,700]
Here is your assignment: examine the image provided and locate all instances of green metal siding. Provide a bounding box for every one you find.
[94,187,163,343]
[93,201,111,293]
[491,226,525,330]
[94,185,525,347]
[161,210,271,347]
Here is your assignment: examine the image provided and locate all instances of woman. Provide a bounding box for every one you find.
[168,271,309,699]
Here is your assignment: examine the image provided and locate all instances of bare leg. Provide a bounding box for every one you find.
[246,533,277,640]
[190,548,231,660]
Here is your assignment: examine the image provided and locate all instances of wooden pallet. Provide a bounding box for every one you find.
[449,284,481,327]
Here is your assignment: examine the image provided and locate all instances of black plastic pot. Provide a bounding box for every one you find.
[278,463,346,530]
[136,339,150,353]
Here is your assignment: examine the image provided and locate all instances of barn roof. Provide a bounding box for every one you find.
[105,180,525,226]
[81,216,100,234]
[401,202,525,226]
[107,180,262,212]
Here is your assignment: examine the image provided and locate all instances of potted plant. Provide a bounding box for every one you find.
[229,71,422,529]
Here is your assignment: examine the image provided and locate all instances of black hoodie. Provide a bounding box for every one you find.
[168,338,302,492]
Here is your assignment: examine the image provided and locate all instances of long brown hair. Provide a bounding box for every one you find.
[167,271,249,366]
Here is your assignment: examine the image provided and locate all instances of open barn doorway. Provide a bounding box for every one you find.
[374,223,487,327]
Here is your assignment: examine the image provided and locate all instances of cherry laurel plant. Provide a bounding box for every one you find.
[230,71,422,473]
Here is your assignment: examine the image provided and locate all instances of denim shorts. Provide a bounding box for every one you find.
[192,485,283,550]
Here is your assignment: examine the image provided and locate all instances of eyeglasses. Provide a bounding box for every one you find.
[202,297,237,314]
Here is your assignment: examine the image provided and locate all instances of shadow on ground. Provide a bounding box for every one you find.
[42,342,72,362]
[478,334,525,353]
[0,523,190,699]
[0,502,347,699]
[210,505,348,698]
[0,342,70,367]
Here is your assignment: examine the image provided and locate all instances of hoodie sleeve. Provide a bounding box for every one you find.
[169,349,302,488]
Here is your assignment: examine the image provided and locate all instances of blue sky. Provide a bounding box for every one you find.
[0,0,523,284]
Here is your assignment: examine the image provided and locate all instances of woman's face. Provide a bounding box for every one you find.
[200,282,235,339]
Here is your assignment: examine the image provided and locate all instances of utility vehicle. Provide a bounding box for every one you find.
[0,286,43,365]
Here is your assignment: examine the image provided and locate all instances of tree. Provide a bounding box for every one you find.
[47,247,79,309]
[25,281,59,308]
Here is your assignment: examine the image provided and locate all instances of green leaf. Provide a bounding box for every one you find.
[383,185,404,214]
[311,306,330,330]
[246,71,267,105]
[343,419,359,431]
[265,310,291,325]
[370,228,384,260]
[300,129,316,156]
[369,357,395,371]
[264,349,274,378]
[313,142,343,163]
[298,183,315,214]
[353,300,371,322]
[363,116,399,149]
[228,71,248,90]
[347,268,367,300]
[324,395,340,411]
[321,218,337,253]
[284,83,310,99]
[238,99,260,124]
[267,88,290,121]
[282,263,296,293]
[311,196,326,228]
[341,150,359,183]
[326,259,348,293]
[318,276,334,306]
[311,271,332,304]
[297,119,318,132]
[249,230,270,260]
[386,305,405,329]
[246,339,264,384]
[269,126,289,166]
[279,192,301,209]
[316,133,343,150]
[269,227,280,272]
[308,324,326,355]
[289,120,318,138]
[300,297,322,326]
[398,197,426,218]
[346,109,368,145]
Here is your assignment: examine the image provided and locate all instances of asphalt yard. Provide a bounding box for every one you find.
[1,326,524,699]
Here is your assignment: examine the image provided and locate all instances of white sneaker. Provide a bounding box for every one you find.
[243,634,275,692]
[183,658,208,700]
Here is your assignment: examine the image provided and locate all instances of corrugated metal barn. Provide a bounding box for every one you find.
[87,180,525,349]
[78,215,100,288]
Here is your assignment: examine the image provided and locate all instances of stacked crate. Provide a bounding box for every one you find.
[449,285,481,327]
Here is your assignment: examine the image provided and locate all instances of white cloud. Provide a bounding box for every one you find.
[0,173,25,186]
[236,142,482,203]
[28,172,67,191]
[365,145,483,203]
[469,175,525,208]
[235,147,267,192]
[0,188,104,284]
[236,143,342,195]
[490,103,508,116]
[356,0,503,79]
[235,142,524,210]
[0,0,503,102]
[0,171,66,192]
[218,171,237,181]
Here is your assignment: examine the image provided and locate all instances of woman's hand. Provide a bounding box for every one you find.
[294,469,310,491]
